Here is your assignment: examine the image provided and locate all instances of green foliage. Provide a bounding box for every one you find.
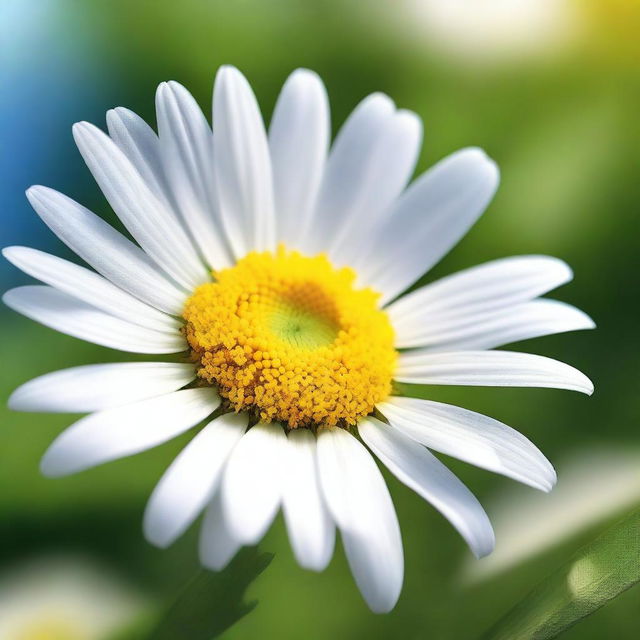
[483,509,640,640]
[147,549,273,640]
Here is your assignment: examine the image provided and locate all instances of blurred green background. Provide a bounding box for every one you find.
[1,1,639,638]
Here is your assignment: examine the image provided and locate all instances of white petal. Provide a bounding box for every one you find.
[387,255,573,335]
[144,412,248,548]
[199,490,243,571]
[269,69,330,248]
[40,388,220,477]
[220,422,285,545]
[300,94,422,261]
[359,417,494,558]
[300,92,392,258]
[9,362,196,413]
[106,107,172,202]
[355,148,499,305]
[3,246,180,332]
[156,81,233,270]
[73,121,208,290]
[464,447,640,583]
[328,110,422,267]
[212,66,276,257]
[26,186,187,315]
[398,299,595,351]
[396,350,594,394]
[379,397,556,492]
[3,286,186,354]
[281,429,335,571]
[316,427,403,614]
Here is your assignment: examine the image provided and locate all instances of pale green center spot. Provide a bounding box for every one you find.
[268,301,338,349]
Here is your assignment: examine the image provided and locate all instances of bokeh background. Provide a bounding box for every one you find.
[1,0,639,638]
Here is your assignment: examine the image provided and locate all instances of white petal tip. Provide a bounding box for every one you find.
[25,185,45,202]
[295,553,332,573]
[40,440,87,478]
[363,91,395,111]
[396,109,423,133]
[142,523,174,550]
[2,246,18,262]
[534,477,556,493]
[198,535,240,572]
[71,121,89,134]
[513,462,556,493]
[200,554,234,572]
[226,525,262,547]
[484,157,500,183]
[460,146,490,161]
[463,146,499,173]
[472,540,496,560]
[466,523,496,560]
[368,599,399,615]
[581,377,595,396]
[156,80,183,100]
[72,122,94,148]
[569,306,596,331]
[39,457,69,479]
[2,289,15,308]
[289,67,322,83]
[216,65,242,82]
[145,533,172,550]
[552,257,574,284]
[7,389,27,412]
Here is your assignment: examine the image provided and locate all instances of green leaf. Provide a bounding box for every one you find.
[482,508,640,640]
[147,548,273,640]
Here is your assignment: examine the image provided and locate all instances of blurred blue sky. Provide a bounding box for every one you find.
[0,0,115,286]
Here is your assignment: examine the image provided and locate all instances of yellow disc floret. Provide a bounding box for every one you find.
[183,247,396,428]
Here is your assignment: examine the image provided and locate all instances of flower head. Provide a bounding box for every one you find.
[3,66,594,613]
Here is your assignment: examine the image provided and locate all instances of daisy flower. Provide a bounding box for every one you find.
[3,66,594,613]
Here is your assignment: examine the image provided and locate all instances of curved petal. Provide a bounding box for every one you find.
[156,81,233,270]
[220,422,285,545]
[3,286,186,354]
[3,246,180,332]
[378,397,556,492]
[359,417,494,558]
[299,93,392,258]
[8,362,196,413]
[355,148,499,305]
[397,299,595,351]
[328,110,423,268]
[73,121,208,289]
[395,350,594,394]
[212,65,275,257]
[40,388,220,477]
[269,68,330,248]
[106,107,172,203]
[199,490,243,571]
[387,254,573,333]
[300,93,422,261]
[144,412,247,548]
[281,429,335,571]
[26,186,187,315]
[317,427,403,614]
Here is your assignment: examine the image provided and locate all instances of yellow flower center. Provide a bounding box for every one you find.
[183,248,396,428]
